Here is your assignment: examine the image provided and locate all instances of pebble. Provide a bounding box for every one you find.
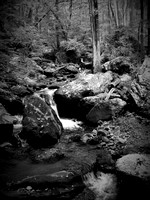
[101,142,106,146]
[92,129,97,135]
[117,137,126,144]
[26,186,32,191]
[107,142,114,146]
[102,136,109,143]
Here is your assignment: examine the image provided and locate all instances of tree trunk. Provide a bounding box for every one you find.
[108,0,116,28]
[140,0,144,47]
[140,0,145,61]
[55,0,60,49]
[88,0,101,73]
[123,0,128,26]
[113,0,119,27]
[147,0,150,55]
[69,0,73,20]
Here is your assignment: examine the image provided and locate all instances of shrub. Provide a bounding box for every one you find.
[101,26,144,65]
[57,39,86,63]
[11,25,48,57]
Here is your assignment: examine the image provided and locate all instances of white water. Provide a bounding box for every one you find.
[36,88,83,131]
[83,172,118,200]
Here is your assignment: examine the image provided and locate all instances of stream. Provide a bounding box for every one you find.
[0,88,119,200]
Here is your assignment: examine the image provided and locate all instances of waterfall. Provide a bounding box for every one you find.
[36,88,83,130]
[83,172,118,200]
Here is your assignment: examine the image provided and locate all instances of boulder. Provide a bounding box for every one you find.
[101,56,133,74]
[10,85,31,97]
[54,71,113,119]
[130,81,150,117]
[83,97,126,124]
[86,101,112,123]
[21,94,63,148]
[138,56,150,86]
[116,154,150,181]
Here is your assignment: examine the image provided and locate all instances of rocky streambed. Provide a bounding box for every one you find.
[1,56,150,200]
[1,107,150,200]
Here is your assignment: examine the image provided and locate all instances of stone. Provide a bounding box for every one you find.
[138,56,150,85]
[86,101,112,124]
[102,136,109,143]
[21,94,63,148]
[116,154,150,181]
[101,56,132,74]
[11,85,31,97]
[34,148,64,163]
[54,71,113,119]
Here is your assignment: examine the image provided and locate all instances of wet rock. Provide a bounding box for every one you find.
[54,71,113,119]
[3,171,85,200]
[21,94,63,148]
[116,153,150,200]
[69,134,81,142]
[82,95,126,124]
[86,101,112,123]
[73,187,96,200]
[93,149,115,173]
[81,132,99,145]
[116,153,150,181]
[102,136,109,143]
[34,148,64,163]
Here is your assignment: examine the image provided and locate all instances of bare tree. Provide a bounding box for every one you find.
[140,0,144,47]
[55,0,60,49]
[147,0,150,55]
[113,0,119,27]
[88,0,101,73]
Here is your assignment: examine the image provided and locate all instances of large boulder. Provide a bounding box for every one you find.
[101,56,133,75]
[116,154,150,200]
[138,56,150,86]
[129,57,150,117]
[54,71,113,119]
[86,98,126,124]
[21,94,63,148]
[116,154,150,181]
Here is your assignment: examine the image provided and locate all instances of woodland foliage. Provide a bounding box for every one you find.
[101,26,144,65]
[0,0,149,71]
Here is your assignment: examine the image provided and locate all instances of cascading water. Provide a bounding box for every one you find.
[83,172,118,200]
[36,88,83,131]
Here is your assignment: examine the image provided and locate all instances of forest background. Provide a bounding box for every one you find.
[0,0,150,73]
